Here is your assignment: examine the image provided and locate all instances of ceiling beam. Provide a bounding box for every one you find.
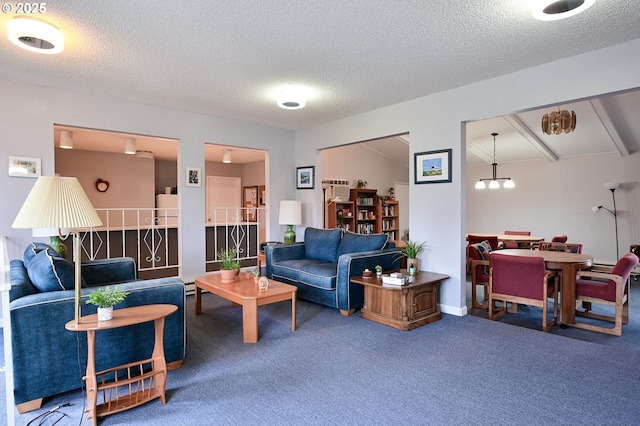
[590,99,630,156]
[466,140,494,164]
[503,115,558,162]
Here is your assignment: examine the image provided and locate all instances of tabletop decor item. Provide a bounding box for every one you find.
[362,268,373,278]
[258,276,269,290]
[85,286,130,321]
[396,239,427,271]
[252,268,260,284]
[375,265,383,276]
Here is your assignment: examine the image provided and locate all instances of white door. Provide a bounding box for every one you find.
[206,176,242,224]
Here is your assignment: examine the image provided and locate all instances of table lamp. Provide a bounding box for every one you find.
[278,200,302,243]
[12,176,103,326]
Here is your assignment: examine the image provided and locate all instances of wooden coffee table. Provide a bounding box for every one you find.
[194,274,297,343]
[351,270,449,331]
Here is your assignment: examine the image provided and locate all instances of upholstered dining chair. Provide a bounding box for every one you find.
[468,240,493,309]
[551,235,568,243]
[466,234,499,276]
[488,253,557,332]
[574,252,639,336]
[502,230,531,249]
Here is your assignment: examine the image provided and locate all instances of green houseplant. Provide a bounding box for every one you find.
[397,240,427,272]
[86,286,130,321]
[218,248,241,282]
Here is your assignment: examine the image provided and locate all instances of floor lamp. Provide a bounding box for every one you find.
[592,182,620,260]
[12,176,103,326]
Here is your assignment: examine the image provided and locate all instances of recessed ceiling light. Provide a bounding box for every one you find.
[277,89,306,110]
[532,0,595,21]
[7,16,64,54]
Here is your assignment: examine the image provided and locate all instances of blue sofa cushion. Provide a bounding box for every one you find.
[9,259,39,302]
[23,242,53,268]
[298,262,338,290]
[304,227,342,263]
[27,248,81,292]
[337,232,389,259]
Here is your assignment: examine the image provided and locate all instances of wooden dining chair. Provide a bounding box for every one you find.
[502,230,531,249]
[468,241,492,308]
[551,235,568,243]
[488,252,557,332]
[466,234,499,276]
[573,252,639,336]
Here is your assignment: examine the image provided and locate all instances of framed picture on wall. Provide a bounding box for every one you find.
[258,185,266,206]
[8,156,41,178]
[244,186,258,221]
[296,166,315,189]
[186,167,201,187]
[414,149,452,184]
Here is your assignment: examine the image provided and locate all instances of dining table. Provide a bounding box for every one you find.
[497,249,594,326]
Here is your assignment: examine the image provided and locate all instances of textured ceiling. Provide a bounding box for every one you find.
[3,2,640,167]
[2,1,640,133]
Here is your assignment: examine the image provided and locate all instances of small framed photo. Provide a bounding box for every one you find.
[296,166,315,190]
[414,149,452,184]
[8,156,41,178]
[186,167,202,187]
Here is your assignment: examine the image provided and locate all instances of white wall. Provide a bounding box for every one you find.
[467,154,640,265]
[0,80,295,285]
[295,38,640,317]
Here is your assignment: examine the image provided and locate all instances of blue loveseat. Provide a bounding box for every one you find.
[266,228,401,315]
[9,243,186,413]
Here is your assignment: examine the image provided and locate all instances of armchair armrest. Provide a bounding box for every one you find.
[576,270,624,286]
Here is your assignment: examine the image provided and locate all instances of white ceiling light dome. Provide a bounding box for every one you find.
[277,89,306,110]
[124,137,136,155]
[7,16,64,54]
[59,130,73,149]
[532,0,595,21]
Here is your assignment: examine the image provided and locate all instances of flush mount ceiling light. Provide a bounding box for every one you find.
[532,0,595,21]
[59,130,73,149]
[124,137,136,155]
[222,149,232,163]
[7,16,64,54]
[475,133,515,189]
[135,150,154,160]
[277,89,306,110]
[542,107,576,135]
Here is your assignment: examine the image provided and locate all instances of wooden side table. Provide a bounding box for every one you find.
[351,270,449,330]
[65,304,177,425]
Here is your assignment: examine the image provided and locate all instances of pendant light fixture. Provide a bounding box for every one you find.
[542,107,576,135]
[475,133,515,189]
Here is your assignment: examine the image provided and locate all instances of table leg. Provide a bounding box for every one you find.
[560,263,577,325]
[153,317,168,405]
[243,299,259,343]
[85,330,98,426]
[291,292,297,332]
[195,284,201,315]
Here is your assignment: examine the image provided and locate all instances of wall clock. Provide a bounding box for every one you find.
[96,178,110,192]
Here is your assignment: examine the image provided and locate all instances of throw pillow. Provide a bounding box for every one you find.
[336,232,389,260]
[471,240,492,274]
[27,248,81,292]
[23,242,54,268]
[304,227,342,263]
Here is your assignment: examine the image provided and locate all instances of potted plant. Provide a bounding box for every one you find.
[397,240,427,272]
[251,268,260,284]
[86,286,130,321]
[357,179,368,188]
[375,265,383,277]
[218,248,240,283]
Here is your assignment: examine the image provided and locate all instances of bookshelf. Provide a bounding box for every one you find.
[377,200,399,242]
[327,200,355,232]
[350,188,378,235]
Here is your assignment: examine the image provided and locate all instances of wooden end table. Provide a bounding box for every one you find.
[351,270,449,330]
[65,304,177,425]
[194,274,297,343]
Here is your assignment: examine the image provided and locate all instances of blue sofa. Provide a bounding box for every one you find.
[9,243,186,413]
[266,228,401,315]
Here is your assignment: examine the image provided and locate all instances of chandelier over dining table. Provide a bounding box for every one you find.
[475,133,514,189]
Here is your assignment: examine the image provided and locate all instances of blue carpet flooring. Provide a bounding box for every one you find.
[2,280,640,425]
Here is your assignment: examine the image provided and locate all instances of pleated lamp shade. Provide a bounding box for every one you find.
[12,176,102,230]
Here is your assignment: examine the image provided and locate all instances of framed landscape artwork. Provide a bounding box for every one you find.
[296,166,315,189]
[8,156,41,178]
[414,149,452,184]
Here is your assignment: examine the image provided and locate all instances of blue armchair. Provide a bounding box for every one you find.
[266,227,401,315]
